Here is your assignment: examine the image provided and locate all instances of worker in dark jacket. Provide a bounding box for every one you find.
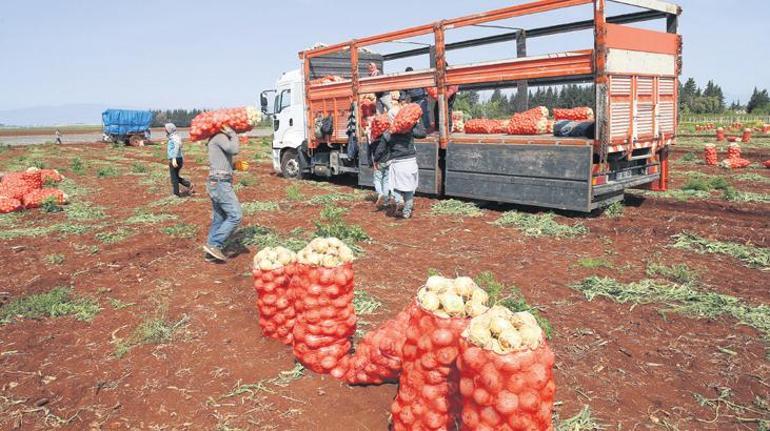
[383,122,427,219]
[400,67,431,129]
[370,134,391,210]
[203,126,242,262]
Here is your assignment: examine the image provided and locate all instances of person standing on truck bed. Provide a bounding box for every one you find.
[166,123,193,198]
[368,62,392,114]
[383,121,427,219]
[203,125,243,263]
[400,67,431,130]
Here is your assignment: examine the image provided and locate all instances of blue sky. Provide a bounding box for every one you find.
[0,0,768,113]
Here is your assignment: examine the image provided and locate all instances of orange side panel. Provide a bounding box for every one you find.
[446,50,593,86]
[605,24,679,55]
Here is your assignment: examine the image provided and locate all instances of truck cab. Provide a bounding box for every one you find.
[262,70,307,178]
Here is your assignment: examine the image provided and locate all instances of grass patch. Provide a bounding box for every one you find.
[314,205,369,248]
[735,173,770,184]
[724,190,770,204]
[679,152,697,163]
[353,290,383,316]
[307,191,365,206]
[0,212,22,227]
[224,363,305,400]
[604,201,624,218]
[161,223,198,239]
[96,227,134,244]
[126,211,178,225]
[285,184,303,201]
[693,387,770,430]
[114,309,189,358]
[555,405,604,430]
[682,173,731,192]
[149,195,185,208]
[70,157,85,175]
[571,277,770,351]
[494,211,588,238]
[0,223,93,240]
[65,201,106,221]
[646,262,699,284]
[431,199,483,218]
[58,178,89,199]
[96,166,119,178]
[242,201,280,215]
[672,233,770,270]
[109,298,135,310]
[44,253,65,265]
[40,197,63,213]
[474,272,552,338]
[130,162,148,174]
[577,257,613,269]
[237,175,257,188]
[0,287,100,324]
[636,189,711,201]
[235,225,308,252]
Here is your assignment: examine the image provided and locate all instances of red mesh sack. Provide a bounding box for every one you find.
[703,144,718,166]
[2,171,42,191]
[361,99,376,118]
[0,184,32,201]
[370,114,392,140]
[344,301,417,385]
[457,338,556,431]
[721,158,751,170]
[507,107,553,136]
[0,196,22,214]
[189,107,259,141]
[253,263,297,345]
[426,86,460,100]
[764,160,770,169]
[391,103,424,134]
[553,107,594,121]
[727,143,742,159]
[391,305,468,431]
[38,169,64,184]
[292,262,356,375]
[22,189,66,209]
[465,119,501,135]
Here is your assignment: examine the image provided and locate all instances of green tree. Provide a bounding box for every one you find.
[747,87,770,114]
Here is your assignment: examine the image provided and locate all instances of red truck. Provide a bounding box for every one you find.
[261,0,682,212]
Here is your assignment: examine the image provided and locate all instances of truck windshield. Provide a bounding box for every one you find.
[276,89,291,114]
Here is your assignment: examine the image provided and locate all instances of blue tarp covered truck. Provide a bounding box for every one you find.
[102,109,154,146]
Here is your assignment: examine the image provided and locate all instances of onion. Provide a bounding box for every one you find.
[453,276,477,298]
[490,317,515,336]
[420,290,441,311]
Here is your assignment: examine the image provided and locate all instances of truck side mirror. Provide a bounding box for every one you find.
[260,94,269,114]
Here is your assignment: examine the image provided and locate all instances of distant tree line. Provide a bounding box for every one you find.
[150,109,205,128]
[680,78,770,115]
[453,84,595,119]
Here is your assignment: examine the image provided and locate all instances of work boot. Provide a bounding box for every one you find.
[204,253,219,263]
[375,195,385,210]
[203,244,227,262]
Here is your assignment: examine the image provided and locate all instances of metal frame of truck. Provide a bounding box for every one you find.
[293,0,682,212]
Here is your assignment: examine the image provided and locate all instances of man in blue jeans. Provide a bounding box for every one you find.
[203,125,242,262]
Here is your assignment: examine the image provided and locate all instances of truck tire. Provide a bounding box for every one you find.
[281,149,304,179]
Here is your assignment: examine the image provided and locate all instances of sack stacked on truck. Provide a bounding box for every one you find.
[507,107,553,135]
[343,301,417,384]
[464,119,504,135]
[553,107,594,121]
[391,276,490,431]
[253,247,298,345]
[189,107,262,142]
[292,238,357,375]
[452,111,466,133]
[458,306,556,431]
[426,86,460,100]
[391,103,424,134]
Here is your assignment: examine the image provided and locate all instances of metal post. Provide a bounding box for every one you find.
[434,23,448,148]
[515,30,529,112]
[350,42,361,143]
[594,0,609,164]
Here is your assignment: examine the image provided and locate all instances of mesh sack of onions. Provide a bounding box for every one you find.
[464,119,500,135]
[452,111,466,133]
[370,114,392,140]
[291,238,357,375]
[253,247,298,345]
[553,107,594,121]
[189,106,262,142]
[703,144,718,166]
[507,107,553,136]
[720,158,751,170]
[391,103,424,134]
[27,167,63,184]
[764,160,770,169]
[458,306,555,431]
[0,196,22,214]
[426,86,460,100]
[727,143,742,159]
[22,189,68,209]
[391,276,491,431]
[343,301,417,384]
[0,184,32,201]
[2,171,43,191]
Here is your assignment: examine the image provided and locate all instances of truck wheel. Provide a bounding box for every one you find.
[281,149,304,179]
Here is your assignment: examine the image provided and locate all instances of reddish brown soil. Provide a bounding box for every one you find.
[0,143,768,430]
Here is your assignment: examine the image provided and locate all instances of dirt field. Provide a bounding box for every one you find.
[0,137,768,430]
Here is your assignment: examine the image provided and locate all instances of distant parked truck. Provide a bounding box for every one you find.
[102,109,154,146]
